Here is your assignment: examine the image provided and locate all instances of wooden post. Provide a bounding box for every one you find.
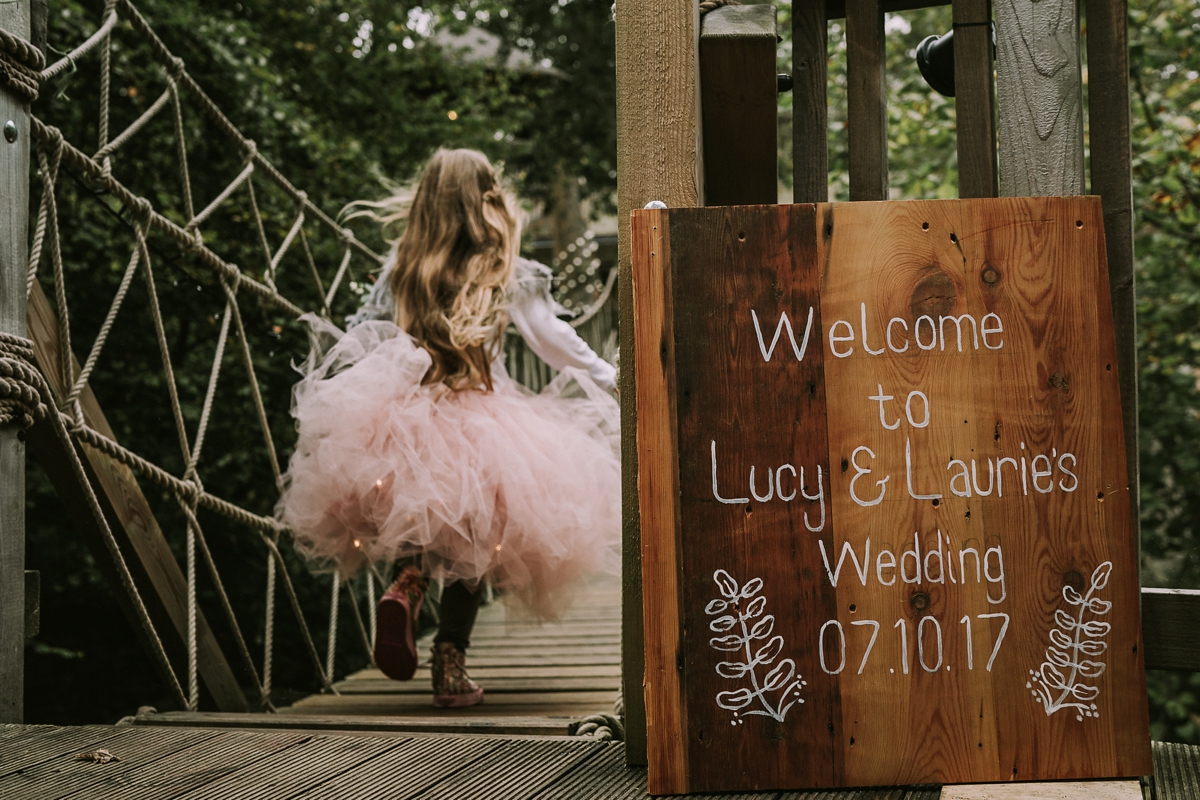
[0,0,32,725]
[699,4,778,206]
[952,0,998,197]
[615,0,701,766]
[846,0,888,200]
[793,0,829,204]
[1083,0,1138,537]
[993,0,1084,196]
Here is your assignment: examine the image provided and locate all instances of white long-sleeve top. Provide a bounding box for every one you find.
[346,257,616,394]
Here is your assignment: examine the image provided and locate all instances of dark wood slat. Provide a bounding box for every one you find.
[845,0,888,200]
[1142,589,1200,672]
[1150,741,1200,800]
[700,4,779,205]
[827,0,950,18]
[952,0,997,198]
[793,0,829,203]
[1083,0,1138,539]
[532,744,645,800]
[0,725,129,778]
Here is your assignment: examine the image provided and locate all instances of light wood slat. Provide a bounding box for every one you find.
[993,0,1084,196]
[1082,0,1138,538]
[332,676,619,695]
[0,727,217,800]
[952,0,998,198]
[281,691,620,718]
[341,665,622,681]
[294,736,503,799]
[793,0,830,204]
[845,0,888,200]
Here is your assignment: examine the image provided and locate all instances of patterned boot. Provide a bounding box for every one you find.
[431,642,485,708]
[374,565,426,681]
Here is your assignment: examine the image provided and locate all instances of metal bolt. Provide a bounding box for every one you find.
[3,121,17,144]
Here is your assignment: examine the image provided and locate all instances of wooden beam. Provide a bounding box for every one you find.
[793,0,829,203]
[700,4,778,206]
[828,0,952,18]
[24,282,248,712]
[952,0,998,198]
[1141,589,1200,672]
[1083,0,1138,540]
[0,0,32,725]
[993,0,1084,196]
[846,0,888,200]
[614,0,701,766]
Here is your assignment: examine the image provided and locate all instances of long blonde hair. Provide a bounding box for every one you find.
[365,149,518,391]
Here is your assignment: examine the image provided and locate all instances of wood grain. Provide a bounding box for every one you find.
[615,0,701,764]
[633,199,1151,793]
[993,0,1084,196]
[24,281,248,712]
[700,4,779,206]
[952,0,998,198]
[1081,0,1138,540]
[0,0,31,725]
[845,0,888,201]
[631,208,689,794]
[793,0,829,204]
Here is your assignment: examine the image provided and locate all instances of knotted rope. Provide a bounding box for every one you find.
[699,0,740,14]
[0,335,48,429]
[0,24,44,103]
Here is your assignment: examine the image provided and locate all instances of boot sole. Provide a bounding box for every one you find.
[374,595,418,681]
[432,687,485,708]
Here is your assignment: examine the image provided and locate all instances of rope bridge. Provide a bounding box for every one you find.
[0,0,615,717]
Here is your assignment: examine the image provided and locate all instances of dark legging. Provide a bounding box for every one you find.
[433,581,483,652]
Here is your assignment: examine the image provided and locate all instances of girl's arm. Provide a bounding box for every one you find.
[508,259,617,393]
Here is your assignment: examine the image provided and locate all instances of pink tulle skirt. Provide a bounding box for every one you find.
[276,316,621,619]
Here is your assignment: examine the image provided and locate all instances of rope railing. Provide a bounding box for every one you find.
[2,0,615,716]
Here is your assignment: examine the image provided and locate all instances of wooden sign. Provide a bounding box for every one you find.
[632,198,1152,795]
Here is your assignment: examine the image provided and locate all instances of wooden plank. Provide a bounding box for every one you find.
[699,4,779,206]
[294,736,504,799]
[0,725,129,777]
[615,0,701,765]
[940,781,1142,799]
[631,208,688,795]
[23,282,248,712]
[845,0,888,200]
[165,733,396,800]
[531,743,646,800]
[1082,0,1138,538]
[0,726,218,799]
[952,0,998,198]
[0,0,31,726]
[67,729,310,800]
[1141,589,1200,672]
[332,676,620,695]
[405,738,599,800]
[281,691,620,717]
[341,665,622,681]
[993,0,1084,196]
[134,711,577,737]
[793,0,830,204]
[1150,740,1200,800]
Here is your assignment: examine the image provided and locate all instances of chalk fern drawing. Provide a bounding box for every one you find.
[706,569,806,724]
[1027,561,1113,721]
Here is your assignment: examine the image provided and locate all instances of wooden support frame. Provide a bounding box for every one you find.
[699,4,778,206]
[793,0,829,204]
[24,281,249,712]
[0,0,32,725]
[614,0,702,766]
[845,0,888,200]
[952,0,997,198]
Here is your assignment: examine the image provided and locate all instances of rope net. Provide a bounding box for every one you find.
[0,0,617,713]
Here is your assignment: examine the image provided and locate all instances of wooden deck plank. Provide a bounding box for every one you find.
[1151,740,1200,800]
[293,736,504,799]
[65,729,311,800]
[280,691,620,718]
[0,725,131,777]
[530,743,646,800]
[331,676,619,695]
[340,665,621,681]
[167,733,399,799]
[410,738,600,800]
[0,727,218,799]
[131,712,576,737]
